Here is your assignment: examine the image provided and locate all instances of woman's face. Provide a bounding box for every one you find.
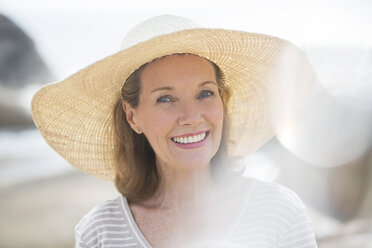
[124,54,224,172]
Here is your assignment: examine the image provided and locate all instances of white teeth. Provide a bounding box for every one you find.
[172,132,207,144]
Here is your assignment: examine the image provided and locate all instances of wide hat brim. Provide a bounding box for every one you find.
[31,28,316,180]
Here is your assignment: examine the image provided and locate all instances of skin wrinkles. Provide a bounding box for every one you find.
[124,54,224,177]
[122,54,226,247]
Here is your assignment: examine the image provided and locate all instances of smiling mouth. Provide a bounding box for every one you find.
[171,131,209,144]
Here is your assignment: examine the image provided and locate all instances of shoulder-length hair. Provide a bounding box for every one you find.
[113,54,231,203]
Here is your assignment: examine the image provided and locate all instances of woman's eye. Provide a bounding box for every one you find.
[156,96,172,103]
[199,90,214,99]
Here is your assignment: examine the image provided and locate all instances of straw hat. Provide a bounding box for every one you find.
[31,15,317,180]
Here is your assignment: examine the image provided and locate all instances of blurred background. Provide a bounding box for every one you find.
[0,0,371,247]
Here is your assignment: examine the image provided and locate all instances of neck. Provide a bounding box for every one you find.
[142,160,216,211]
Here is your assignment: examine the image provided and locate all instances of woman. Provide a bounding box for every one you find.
[31,15,317,247]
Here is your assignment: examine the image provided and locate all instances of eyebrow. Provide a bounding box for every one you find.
[150,81,218,93]
[200,81,218,87]
[151,86,174,93]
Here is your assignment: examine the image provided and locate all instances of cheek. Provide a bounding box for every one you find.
[139,108,175,139]
[207,100,224,127]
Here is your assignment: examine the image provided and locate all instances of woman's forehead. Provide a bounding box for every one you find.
[140,54,216,90]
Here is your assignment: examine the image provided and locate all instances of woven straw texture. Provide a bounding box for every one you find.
[31,15,316,180]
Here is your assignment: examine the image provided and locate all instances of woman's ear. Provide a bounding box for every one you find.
[122,102,142,134]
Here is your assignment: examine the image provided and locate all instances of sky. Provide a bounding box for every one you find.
[0,0,371,79]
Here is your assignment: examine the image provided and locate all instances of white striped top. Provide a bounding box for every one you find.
[75,178,317,248]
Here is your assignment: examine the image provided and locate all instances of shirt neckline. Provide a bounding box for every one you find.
[119,196,153,248]
[118,177,256,248]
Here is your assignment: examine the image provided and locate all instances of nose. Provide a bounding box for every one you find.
[177,101,203,126]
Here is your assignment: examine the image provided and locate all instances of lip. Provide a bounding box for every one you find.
[171,131,209,149]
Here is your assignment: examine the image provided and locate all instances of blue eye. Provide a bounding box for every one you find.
[157,96,172,103]
[199,90,214,99]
